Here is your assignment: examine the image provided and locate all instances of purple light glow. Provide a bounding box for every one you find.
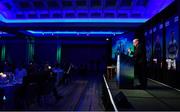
[145,0,174,19]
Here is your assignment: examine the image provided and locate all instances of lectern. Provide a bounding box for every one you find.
[116,53,134,89]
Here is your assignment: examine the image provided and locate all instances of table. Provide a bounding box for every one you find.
[0,82,22,110]
[106,66,116,80]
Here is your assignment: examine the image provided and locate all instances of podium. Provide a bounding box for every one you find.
[116,53,134,89]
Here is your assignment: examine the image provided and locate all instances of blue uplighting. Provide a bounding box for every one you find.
[25,30,124,36]
[0,15,147,23]
[0,31,8,34]
[0,31,14,36]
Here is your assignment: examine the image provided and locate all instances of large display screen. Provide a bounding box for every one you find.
[145,29,152,62]
[165,15,179,70]
[112,33,134,60]
[153,23,163,62]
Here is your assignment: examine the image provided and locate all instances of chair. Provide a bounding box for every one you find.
[63,64,73,84]
[37,72,55,106]
[0,88,4,109]
[14,82,38,110]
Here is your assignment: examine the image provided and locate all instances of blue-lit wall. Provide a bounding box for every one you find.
[142,5,180,88]
[61,43,109,72]
[0,38,110,73]
[0,39,27,66]
[0,39,59,65]
[34,40,57,65]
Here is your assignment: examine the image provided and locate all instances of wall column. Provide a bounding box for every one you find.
[1,42,6,62]
[27,38,35,63]
[56,39,62,64]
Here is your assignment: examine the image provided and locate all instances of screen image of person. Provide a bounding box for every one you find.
[145,30,152,62]
[146,39,151,61]
[154,35,162,62]
[167,31,179,70]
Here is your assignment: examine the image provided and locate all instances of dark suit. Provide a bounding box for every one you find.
[132,44,147,88]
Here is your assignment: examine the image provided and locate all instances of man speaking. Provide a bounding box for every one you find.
[128,39,147,89]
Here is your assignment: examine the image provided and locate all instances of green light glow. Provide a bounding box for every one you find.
[27,39,34,62]
[56,44,61,63]
[1,45,6,62]
[0,15,148,23]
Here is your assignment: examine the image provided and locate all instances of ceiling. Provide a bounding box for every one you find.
[0,0,175,38]
[0,0,174,21]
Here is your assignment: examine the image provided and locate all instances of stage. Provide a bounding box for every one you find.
[106,78,180,111]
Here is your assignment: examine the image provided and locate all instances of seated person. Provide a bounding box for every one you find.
[14,64,27,83]
[3,60,13,72]
[52,63,64,86]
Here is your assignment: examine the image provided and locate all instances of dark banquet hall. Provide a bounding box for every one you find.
[1,0,180,111]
